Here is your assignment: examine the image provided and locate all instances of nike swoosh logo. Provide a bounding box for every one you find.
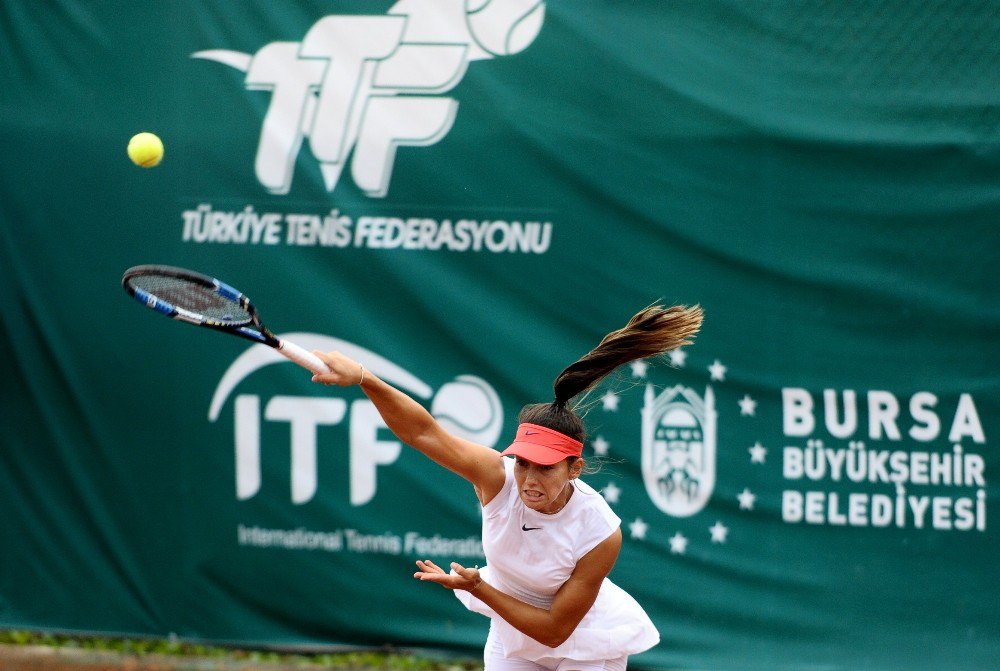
[521,524,542,531]
[524,431,539,435]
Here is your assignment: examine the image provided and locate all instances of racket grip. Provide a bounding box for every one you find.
[277,339,330,374]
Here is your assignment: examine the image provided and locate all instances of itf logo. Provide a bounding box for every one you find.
[208,333,504,505]
[192,0,546,196]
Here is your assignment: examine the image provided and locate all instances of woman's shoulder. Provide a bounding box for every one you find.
[481,457,517,515]
[567,483,621,558]
[573,478,621,527]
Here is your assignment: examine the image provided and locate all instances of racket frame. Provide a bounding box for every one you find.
[122,264,329,373]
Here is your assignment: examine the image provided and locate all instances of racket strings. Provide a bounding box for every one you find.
[129,275,252,323]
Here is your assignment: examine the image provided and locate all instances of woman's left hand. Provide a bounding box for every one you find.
[414,559,481,592]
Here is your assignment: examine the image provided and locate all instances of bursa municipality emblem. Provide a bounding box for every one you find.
[192,0,546,196]
[641,385,717,517]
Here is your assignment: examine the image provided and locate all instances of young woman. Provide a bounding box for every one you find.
[311,304,703,671]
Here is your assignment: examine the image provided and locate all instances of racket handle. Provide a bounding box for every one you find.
[277,339,330,374]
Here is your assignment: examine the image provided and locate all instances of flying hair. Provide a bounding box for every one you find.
[518,303,704,443]
[554,303,703,406]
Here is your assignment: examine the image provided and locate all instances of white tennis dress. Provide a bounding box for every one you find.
[455,458,660,663]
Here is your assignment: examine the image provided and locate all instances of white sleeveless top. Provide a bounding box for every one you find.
[455,458,660,662]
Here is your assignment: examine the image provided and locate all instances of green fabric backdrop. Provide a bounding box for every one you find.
[1,2,997,670]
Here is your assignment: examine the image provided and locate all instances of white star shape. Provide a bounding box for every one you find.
[737,488,757,511]
[669,348,687,367]
[709,521,729,544]
[601,482,621,505]
[748,441,767,464]
[629,359,649,378]
[629,517,649,540]
[738,394,757,416]
[708,359,727,381]
[601,390,620,411]
[668,531,688,554]
[591,435,610,456]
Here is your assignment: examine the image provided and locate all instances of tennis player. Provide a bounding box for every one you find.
[312,304,703,671]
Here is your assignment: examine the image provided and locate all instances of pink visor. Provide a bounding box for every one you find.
[501,423,584,465]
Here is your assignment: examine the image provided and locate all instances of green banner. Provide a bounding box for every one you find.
[1,2,997,670]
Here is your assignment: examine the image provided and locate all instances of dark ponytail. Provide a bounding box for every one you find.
[518,304,704,441]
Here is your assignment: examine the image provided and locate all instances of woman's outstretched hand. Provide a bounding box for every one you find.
[414,559,482,592]
[311,351,365,387]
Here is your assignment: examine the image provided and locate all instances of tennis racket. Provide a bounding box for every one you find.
[122,264,329,374]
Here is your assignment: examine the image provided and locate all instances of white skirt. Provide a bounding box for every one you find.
[454,567,660,662]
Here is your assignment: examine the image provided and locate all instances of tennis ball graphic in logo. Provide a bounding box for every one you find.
[432,375,504,446]
[465,0,545,56]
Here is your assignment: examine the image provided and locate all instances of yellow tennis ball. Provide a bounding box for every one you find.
[127,132,164,168]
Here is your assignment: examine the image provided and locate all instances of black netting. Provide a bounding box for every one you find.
[128,274,251,323]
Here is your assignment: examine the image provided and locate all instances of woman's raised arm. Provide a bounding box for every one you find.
[311,350,507,505]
